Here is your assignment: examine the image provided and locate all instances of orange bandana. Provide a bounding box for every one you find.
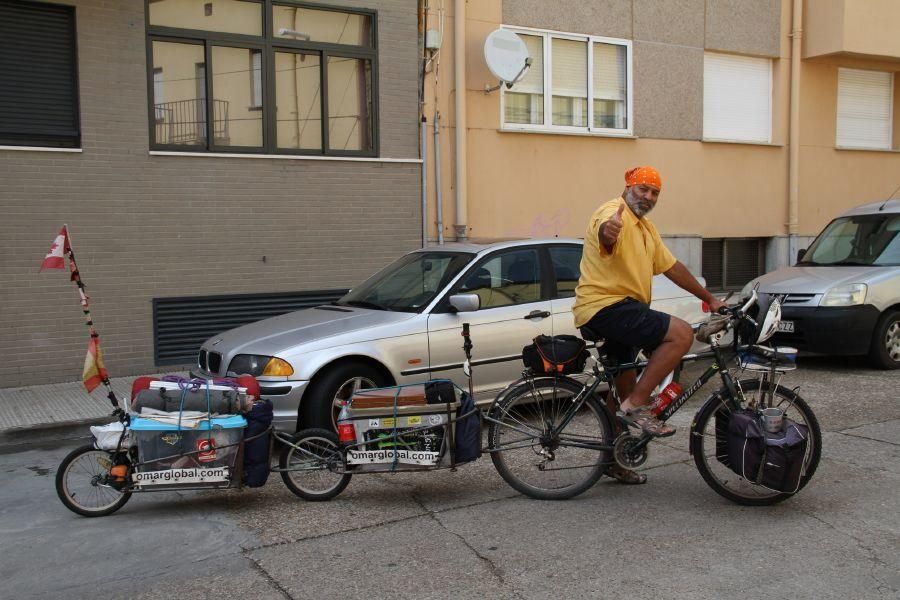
[625,166,662,190]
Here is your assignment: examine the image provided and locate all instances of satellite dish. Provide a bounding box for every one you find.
[483,29,531,91]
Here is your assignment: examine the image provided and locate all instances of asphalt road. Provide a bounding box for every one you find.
[1,357,897,600]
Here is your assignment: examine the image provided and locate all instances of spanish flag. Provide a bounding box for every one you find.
[82,337,108,393]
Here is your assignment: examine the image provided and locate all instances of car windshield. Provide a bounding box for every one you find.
[800,213,900,267]
[337,252,474,312]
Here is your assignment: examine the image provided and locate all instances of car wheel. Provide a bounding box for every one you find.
[300,362,388,430]
[868,310,900,370]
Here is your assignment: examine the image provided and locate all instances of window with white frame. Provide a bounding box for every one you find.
[501,28,631,135]
[836,68,893,150]
[703,53,772,143]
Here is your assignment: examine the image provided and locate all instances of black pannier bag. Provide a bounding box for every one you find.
[719,409,810,493]
[425,379,456,404]
[453,391,481,464]
[243,399,273,487]
[522,334,589,375]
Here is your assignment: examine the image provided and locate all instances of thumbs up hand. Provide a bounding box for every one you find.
[601,203,626,248]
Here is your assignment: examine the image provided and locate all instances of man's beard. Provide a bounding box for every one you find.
[625,189,654,218]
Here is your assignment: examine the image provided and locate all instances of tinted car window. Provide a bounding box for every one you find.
[549,246,582,298]
[459,248,542,308]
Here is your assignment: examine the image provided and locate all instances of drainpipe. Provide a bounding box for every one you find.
[434,110,444,244]
[787,0,802,265]
[419,0,427,247]
[421,115,428,247]
[453,0,468,241]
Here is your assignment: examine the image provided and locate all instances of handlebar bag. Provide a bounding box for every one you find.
[522,335,588,374]
[724,410,810,493]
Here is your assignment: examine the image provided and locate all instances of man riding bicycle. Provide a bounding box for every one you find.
[573,166,725,482]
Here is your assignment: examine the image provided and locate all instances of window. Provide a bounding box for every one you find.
[801,214,900,267]
[147,0,377,156]
[459,249,542,309]
[0,0,79,148]
[548,246,582,298]
[702,238,766,291]
[836,68,893,150]
[501,27,631,136]
[703,53,772,143]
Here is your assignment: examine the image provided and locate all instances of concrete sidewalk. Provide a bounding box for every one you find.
[0,372,186,440]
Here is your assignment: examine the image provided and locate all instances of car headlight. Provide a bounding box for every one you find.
[228,354,294,377]
[820,284,867,307]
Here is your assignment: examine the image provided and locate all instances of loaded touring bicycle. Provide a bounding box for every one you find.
[56,290,820,515]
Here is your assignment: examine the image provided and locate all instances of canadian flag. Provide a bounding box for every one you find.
[39,226,70,272]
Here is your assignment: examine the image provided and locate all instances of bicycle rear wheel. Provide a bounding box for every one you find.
[691,379,821,506]
[279,428,351,501]
[55,445,132,517]
[488,377,614,500]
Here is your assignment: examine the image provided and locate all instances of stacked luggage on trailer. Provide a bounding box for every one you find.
[91,375,272,490]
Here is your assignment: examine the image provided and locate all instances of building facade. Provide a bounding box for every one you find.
[0,0,422,387]
[422,0,900,286]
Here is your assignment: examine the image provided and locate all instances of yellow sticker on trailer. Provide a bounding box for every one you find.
[407,416,422,426]
[381,418,396,427]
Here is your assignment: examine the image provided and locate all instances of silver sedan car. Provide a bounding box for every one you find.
[192,239,707,431]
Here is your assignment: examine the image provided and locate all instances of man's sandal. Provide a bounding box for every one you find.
[619,407,676,438]
[605,464,647,485]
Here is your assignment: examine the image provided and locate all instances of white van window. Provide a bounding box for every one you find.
[802,214,900,267]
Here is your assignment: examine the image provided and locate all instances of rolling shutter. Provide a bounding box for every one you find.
[702,238,765,291]
[592,42,626,101]
[514,33,543,95]
[552,38,587,98]
[0,0,80,148]
[153,289,348,365]
[703,53,771,143]
[837,68,892,150]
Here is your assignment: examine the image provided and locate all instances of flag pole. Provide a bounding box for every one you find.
[64,226,123,413]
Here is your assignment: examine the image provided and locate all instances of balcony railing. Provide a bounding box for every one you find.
[154,99,229,146]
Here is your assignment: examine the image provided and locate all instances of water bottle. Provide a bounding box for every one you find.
[651,381,682,416]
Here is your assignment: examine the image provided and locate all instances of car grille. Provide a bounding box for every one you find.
[197,349,223,374]
[781,293,816,305]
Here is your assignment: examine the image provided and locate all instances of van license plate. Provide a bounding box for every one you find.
[777,321,794,333]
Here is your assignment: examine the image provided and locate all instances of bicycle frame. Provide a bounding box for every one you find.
[483,338,756,457]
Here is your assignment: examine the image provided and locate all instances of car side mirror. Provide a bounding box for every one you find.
[796,248,806,264]
[449,293,480,313]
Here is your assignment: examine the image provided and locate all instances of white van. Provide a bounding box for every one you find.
[745,199,899,369]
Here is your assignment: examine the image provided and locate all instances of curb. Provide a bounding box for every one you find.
[0,416,114,449]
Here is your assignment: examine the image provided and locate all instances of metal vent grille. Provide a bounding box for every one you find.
[153,289,348,366]
[702,238,765,291]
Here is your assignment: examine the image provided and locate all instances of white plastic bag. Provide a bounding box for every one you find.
[91,422,133,450]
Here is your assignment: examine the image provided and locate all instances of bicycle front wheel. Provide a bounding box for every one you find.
[488,377,614,500]
[55,445,131,517]
[691,379,822,506]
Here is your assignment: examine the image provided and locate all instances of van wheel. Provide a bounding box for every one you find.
[300,362,387,431]
[868,310,899,370]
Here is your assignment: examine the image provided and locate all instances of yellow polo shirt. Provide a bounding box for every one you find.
[572,197,677,328]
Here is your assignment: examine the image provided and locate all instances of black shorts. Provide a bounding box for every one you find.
[579,298,671,364]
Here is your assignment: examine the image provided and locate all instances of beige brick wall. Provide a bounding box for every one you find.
[0,0,422,387]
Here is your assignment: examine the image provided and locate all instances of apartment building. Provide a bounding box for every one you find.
[0,0,422,387]
[422,0,899,288]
